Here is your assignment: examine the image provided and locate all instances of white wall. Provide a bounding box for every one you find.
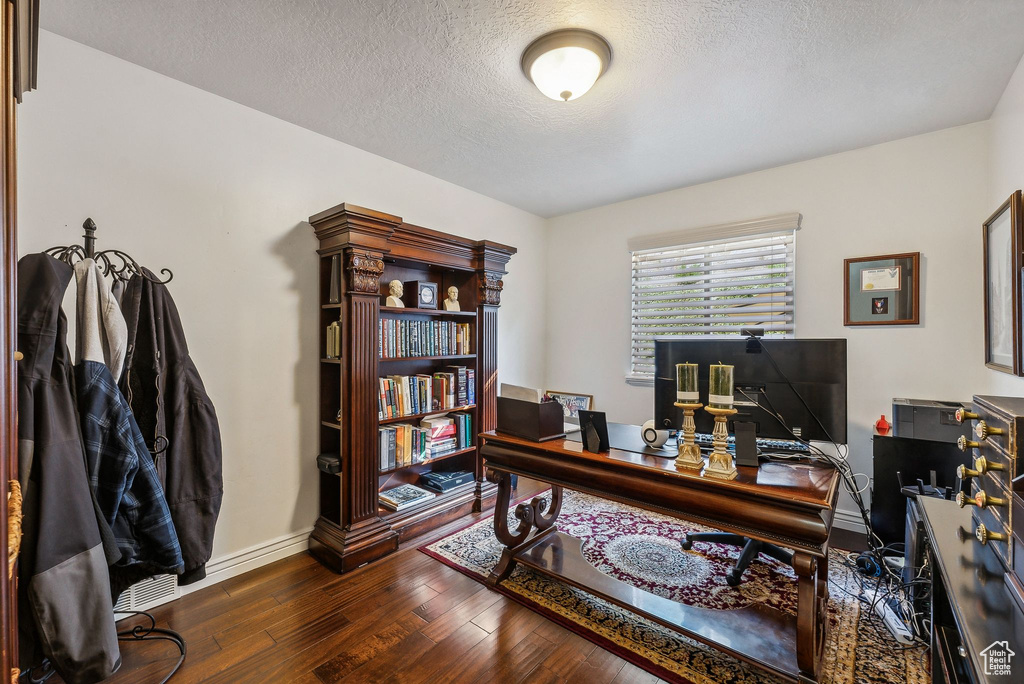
[545,123,992,522]
[17,31,547,582]
[988,52,1024,397]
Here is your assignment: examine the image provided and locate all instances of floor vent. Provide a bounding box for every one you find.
[113,574,180,612]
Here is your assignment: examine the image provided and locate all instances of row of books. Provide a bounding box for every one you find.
[379,318,471,358]
[378,367,475,419]
[378,413,473,471]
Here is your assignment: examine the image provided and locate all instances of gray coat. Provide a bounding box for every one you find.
[17,254,120,682]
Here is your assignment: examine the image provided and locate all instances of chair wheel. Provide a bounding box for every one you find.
[680,539,693,550]
[726,571,742,587]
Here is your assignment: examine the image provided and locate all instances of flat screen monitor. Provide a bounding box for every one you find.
[653,338,847,443]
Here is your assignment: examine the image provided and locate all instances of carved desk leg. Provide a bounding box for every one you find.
[794,552,826,684]
[487,471,563,586]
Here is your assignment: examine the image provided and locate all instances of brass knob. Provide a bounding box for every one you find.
[958,435,981,452]
[975,491,1008,508]
[976,524,1008,545]
[13,351,22,362]
[974,456,1005,474]
[957,464,980,479]
[955,408,979,424]
[975,421,1004,440]
[956,491,978,508]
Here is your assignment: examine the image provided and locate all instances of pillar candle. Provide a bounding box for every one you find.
[708,364,734,408]
[675,363,699,403]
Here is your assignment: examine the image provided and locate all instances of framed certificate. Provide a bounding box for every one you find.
[983,191,1023,375]
[844,252,920,326]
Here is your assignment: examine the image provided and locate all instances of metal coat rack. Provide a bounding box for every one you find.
[25,219,186,683]
[44,217,174,284]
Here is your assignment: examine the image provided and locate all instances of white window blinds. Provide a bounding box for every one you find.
[629,214,799,379]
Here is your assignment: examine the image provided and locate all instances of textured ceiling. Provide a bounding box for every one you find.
[41,1,1024,217]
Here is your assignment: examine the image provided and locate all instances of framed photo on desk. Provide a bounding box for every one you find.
[843,252,920,326]
[983,190,1023,375]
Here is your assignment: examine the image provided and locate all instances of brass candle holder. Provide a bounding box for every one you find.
[673,402,704,471]
[703,406,738,480]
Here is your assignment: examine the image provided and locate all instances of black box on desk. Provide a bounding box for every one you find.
[496,397,565,442]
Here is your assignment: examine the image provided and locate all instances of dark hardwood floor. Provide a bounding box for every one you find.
[55,479,866,683]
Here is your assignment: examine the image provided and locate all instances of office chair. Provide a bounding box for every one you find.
[681,533,793,586]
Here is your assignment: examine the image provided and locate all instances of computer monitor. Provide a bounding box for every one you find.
[653,337,847,443]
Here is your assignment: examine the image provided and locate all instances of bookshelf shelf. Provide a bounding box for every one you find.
[307,201,515,574]
[378,404,476,425]
[380,306,477,318]
[377,446,476,475]
[379,354,476,363]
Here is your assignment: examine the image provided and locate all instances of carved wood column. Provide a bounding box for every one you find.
[473,241,514,511]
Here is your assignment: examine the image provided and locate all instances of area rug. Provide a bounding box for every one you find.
[420,489,929,684]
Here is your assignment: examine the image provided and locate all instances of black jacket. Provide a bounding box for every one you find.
[119,270,223,584]
[17,254,120,682]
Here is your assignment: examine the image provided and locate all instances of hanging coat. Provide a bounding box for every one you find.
[16,254,120,683]
[73,259,184,599]
[120,269,223,585]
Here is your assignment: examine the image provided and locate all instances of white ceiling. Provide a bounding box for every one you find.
[41,1,1024,218]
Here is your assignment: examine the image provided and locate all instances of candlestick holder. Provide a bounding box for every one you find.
[673,402,704,470]
[704,406,738,480]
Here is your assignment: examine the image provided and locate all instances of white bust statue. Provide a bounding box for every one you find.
[386,280,404,308]
[443,285,460,311]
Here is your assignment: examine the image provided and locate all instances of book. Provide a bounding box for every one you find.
[379,484,435,511]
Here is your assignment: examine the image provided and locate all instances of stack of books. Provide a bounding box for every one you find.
[379,319,472,358]
[431,366,475,411]
[421,414,471,458]
[379,484,435,512]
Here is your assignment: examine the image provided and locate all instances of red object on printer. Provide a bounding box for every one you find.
[875,414,891,435]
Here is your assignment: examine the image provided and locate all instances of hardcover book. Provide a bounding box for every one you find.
[379,483,435,511]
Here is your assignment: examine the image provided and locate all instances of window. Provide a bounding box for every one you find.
[627,213,800,381]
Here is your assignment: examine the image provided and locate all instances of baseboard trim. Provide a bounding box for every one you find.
[181,527,313,595]
[833,508,868,534]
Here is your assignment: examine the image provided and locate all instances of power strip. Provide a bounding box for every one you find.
[873,598,914,644]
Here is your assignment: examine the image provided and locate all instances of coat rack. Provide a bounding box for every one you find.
[44,217,174,283]
[25,219,187,683]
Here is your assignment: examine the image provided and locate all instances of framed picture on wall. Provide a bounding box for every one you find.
[844,252,920,326]
[983,190,1023,376]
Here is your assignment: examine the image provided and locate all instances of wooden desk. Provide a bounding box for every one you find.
[480,428,841,684]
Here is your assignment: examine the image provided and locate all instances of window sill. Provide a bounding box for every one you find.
[625,375,654,387]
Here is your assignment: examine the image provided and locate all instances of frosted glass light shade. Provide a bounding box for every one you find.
[522,29,611,102]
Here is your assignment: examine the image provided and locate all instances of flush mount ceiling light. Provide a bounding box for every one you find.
[521,29,612,102]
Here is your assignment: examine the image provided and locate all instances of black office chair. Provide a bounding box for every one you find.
[681,533,792,586]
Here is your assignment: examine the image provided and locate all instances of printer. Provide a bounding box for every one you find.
[891,398,972,443]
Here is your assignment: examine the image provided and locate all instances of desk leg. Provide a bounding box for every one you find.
[487,472,563,587]
[794,552,825,684]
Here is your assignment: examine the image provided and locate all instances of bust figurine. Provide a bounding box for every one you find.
[386,280,405,308]
[442,285,460,311]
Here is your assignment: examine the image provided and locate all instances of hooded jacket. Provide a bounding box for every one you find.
[73,259,184,599]
[119,269,223,585]
[16,254,120,682]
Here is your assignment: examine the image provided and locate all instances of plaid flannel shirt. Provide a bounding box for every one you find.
[76,359,184,578]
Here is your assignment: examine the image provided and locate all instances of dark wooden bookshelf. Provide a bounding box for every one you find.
[308,202,515,573]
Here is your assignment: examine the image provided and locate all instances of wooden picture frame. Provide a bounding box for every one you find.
[983,191,1023,375]
[544,391,593,419]
[843,252,920,326]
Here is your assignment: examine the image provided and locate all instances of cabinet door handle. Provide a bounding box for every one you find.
[7,480,22,579]
[13,351,22,361]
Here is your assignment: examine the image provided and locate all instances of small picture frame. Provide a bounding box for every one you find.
[544,391,593,418]
[983,191,1023,375]
[578,410,609,453]
[843,252,920,326]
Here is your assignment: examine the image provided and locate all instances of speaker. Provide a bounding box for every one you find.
[641,420,670,448]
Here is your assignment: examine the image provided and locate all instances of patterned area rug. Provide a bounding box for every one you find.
[421,490,930,684]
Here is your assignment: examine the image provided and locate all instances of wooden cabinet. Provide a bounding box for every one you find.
[307,203,515,572]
